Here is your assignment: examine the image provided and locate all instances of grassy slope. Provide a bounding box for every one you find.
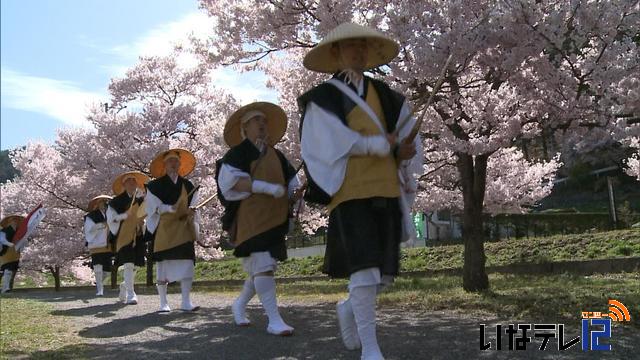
[0,297,86,359]
[12,229,640,287]
[186,229,640,282]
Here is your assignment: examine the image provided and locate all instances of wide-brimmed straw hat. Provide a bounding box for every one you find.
[87,195,112,212]
[149,148,196,178]
[0,215,25,229]
[112,171,150,195]
[223,102,287,147]
[303,22,399,73]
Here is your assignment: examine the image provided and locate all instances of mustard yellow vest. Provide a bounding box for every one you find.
[153,186,196,253]
[115,202,144,252]
[328,82,400,211]
[233,147,289,246]
[0,246,20,266]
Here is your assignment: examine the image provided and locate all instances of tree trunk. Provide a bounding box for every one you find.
[49,266,61,291]
[541,127,550,161]
[458,153,490,292]
[146,242,154,286]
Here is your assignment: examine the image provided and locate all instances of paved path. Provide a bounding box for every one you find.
[13,289,640,359]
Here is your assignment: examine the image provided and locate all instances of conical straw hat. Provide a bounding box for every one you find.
[0,215,25,229]
[87,195,112,212]
[224,102,287,147]
[303,22,399,73]
[112,171,150,195]
[149,148,196,178]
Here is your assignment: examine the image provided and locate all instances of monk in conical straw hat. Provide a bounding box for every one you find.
[144,148,201,312]
[1,215,25,293]
[298,22,422,360]
[215,101,301,335]
[84,194,113,296]
[107,170,150,305]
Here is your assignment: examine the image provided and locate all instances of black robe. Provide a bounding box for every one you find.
[85,209,113,271]
[297,74,406,278]
[0,226,19,271]
[109,192,146,267]
[297,73,406,205]
[215,139,296,261]
[145,175,196,262]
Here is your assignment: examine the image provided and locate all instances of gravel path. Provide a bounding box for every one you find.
[14,288,640,359]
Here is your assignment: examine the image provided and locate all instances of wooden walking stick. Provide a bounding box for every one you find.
[394,54,454,143]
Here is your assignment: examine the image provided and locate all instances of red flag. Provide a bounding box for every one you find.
[13,204,43,242]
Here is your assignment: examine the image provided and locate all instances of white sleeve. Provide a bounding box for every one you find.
[189,187,201,208]
[106,206,121,236]
[301,102,362,196]
[395,99,425,243]
[218,164,252,201]
[84,217,98,245]
[0,232,11,246]
[189,189,201,241]
[145,190,163,234]
[396,100,424,203]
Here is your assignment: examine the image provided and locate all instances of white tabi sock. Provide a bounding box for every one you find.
[233,277,255,326]
[1,270,13,293]
[157,283,170,312]
[180,278,199,311]
[119,282,126,302]
[123,262,137,304]
[337,296,361,350]
[351,285,384,360]
[254,275,293,336]
[94,265,104,296]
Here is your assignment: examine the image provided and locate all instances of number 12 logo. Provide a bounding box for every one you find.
[582,318,611,351]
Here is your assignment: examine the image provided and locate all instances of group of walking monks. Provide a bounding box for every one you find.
[2,23,423,360]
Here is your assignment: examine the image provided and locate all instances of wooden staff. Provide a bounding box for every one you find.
[394,54,454,143]
[193,193,217,210]
[187,185,201,198]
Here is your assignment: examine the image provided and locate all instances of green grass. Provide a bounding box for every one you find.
[0,297,87,359]
[16,229,640,287]
[175,229,640,282]
[376,272,640,326]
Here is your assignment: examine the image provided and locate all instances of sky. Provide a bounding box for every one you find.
[0,0,275,150]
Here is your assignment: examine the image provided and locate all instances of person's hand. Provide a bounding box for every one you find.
[252,180,285,198]
[366,135,391,157]
[397,137,417,160]
[386,133,397,146]
[159,204,176,214]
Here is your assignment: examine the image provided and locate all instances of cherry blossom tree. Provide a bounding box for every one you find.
[1,143,87,289]
[1,51,235,287]
[623,137,640,181]
[197,0,639,291]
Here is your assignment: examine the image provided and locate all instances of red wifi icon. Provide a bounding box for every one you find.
[603,300,631,322]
